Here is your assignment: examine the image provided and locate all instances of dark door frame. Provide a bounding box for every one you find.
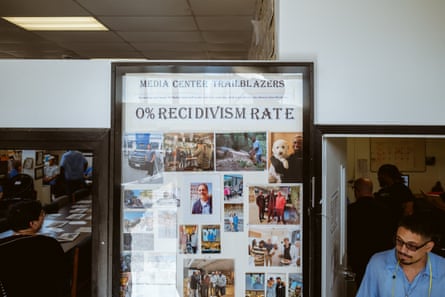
[0,128,112,297]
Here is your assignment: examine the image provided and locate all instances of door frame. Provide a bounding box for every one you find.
[0,128,112,297]
[313,125,445,297]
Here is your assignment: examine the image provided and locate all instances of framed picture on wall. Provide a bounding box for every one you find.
[35,151,43,166]
[34,167,43,179]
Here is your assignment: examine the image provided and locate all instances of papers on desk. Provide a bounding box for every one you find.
[56,232,80,242]
[45,213,63,219]
[66,213,86,220]
[76,227,92,233]
[69,208,89,214]
[47,221,69,228]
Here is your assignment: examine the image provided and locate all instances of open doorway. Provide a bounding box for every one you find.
[321,134,445,297]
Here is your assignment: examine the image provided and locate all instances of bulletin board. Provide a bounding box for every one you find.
[370,138,426,172]
[112,61,312,297]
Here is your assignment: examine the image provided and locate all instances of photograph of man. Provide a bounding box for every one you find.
[192,183,213,215]
[268,132,303,183]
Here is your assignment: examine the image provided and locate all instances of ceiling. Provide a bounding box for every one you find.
[0,0,257,60]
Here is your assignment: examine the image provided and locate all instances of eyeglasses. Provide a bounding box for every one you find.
[394,236,430,252]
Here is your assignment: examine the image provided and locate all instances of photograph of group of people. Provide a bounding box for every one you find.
[183,259,234,297]
[249,185,301,225]
[248,226,302,271]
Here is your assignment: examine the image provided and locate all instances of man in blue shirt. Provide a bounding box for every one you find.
[356,213,445,297]
[60,150,88,195]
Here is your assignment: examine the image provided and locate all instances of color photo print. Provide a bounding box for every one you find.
[163,132,214,172]
[248,185,302,226]
[248,225,302,271]
[215,132,266,171]
[268,132,303,183]
[183,258,234,297]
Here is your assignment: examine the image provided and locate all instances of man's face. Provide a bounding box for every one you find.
[198,185,209,201]
[293,135,303,153]
[395,226,433,265]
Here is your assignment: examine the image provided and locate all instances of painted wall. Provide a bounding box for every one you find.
[277,0,445,125]
[0,60,110,128]
[2,1,445,127]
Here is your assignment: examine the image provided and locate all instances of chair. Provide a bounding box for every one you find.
[71,188,91,203]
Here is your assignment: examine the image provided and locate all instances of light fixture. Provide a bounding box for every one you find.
[1,17,108,31]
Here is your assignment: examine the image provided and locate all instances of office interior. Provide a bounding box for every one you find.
[1,2,445,297]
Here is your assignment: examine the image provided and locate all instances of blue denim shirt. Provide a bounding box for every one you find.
[356,249,445,297]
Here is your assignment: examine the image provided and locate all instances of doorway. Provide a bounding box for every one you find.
[321,133,445,297]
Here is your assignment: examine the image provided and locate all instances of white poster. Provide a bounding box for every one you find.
[119,69,304,297]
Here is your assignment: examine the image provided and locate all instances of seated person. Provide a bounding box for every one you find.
[0,200,70,297]
[7,159,21,179]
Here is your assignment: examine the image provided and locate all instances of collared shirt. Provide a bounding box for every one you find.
[357,248,445,297]
[201,200,211,214]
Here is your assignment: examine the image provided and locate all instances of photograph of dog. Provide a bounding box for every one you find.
[268,139,291,183]
[268,132,303,183]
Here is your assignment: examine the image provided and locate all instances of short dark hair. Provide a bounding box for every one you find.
[398,213,438,242]
[7,200,42,231]
[378,164,402,180]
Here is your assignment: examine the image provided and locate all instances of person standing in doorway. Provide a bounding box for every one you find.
[375,164,415,234]
[347,177,393,286]
[356,213,445,297]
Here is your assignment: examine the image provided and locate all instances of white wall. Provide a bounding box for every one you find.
[277,0,445,125]
[0,60,110,128]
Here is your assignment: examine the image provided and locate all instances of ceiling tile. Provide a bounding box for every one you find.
[119,31,203,43]
[133,42,205,52]
[196,16,253,31]
[141,50,208,60]
[0,0,89,16]
[202,31,252,43]
[77,0,191,16]
[35,31,124,43]
[99,16,197,31]
[58,42,135,51]
[190,0,256,15]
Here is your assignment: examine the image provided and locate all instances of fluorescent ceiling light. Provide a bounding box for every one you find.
[1,17,108,31]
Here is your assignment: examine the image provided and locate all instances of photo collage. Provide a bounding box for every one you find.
[121,131,303,297]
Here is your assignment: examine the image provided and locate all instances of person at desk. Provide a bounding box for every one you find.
[0,200,69,297]
[60,150,88,195]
